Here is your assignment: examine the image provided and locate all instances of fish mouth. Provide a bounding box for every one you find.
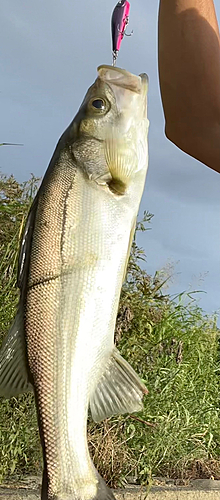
[97,65,148,94]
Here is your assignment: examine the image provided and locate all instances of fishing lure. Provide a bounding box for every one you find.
[111,1,133,66]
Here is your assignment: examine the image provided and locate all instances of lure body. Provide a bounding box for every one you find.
[111,1,130,64]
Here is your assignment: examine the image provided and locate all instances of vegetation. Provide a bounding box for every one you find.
[0,173,219,486]
[0,173,41,482]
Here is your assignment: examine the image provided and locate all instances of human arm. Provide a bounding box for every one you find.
[158,0,220,173]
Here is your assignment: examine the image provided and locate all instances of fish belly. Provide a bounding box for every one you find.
[24,160,134,500]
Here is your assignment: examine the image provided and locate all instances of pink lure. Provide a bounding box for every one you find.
[111,1,131,64]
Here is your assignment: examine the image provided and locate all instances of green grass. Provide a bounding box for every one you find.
[118,296,220,483]
[0,173,219,486]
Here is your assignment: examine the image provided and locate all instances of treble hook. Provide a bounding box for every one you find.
[123,26,133,37]
[117,16,133,37]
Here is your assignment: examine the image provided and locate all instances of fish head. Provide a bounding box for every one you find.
[70,65,149,194]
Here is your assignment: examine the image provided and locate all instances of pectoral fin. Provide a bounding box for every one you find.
[0,306,33,398]
[90,349,148,422]
[105,134,138,194]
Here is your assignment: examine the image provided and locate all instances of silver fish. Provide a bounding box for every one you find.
[0,65,149,500]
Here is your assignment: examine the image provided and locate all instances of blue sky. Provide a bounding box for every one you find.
[0,0,220,320]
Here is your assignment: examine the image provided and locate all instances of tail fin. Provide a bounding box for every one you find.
[95,473,116,500]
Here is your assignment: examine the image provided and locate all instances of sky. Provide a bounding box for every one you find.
[0,0,220,321]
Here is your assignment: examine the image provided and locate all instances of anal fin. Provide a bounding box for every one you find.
[90,349,148,423]
[0,305,33,398]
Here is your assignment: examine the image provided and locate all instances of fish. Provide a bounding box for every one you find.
[0,65,149,500]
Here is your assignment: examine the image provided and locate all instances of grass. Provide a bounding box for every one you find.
[0,173,219,485]
[0,173,42,482]
[117,297,220,483]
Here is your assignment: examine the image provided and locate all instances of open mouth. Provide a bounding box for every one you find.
[97,65,148,94]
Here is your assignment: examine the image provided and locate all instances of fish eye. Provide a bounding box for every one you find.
[91,99,106,110]
[88,97,109,114]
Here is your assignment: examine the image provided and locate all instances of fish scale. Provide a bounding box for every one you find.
[25,280,59,496]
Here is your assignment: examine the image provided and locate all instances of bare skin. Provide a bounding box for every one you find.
[158,0,220,173]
